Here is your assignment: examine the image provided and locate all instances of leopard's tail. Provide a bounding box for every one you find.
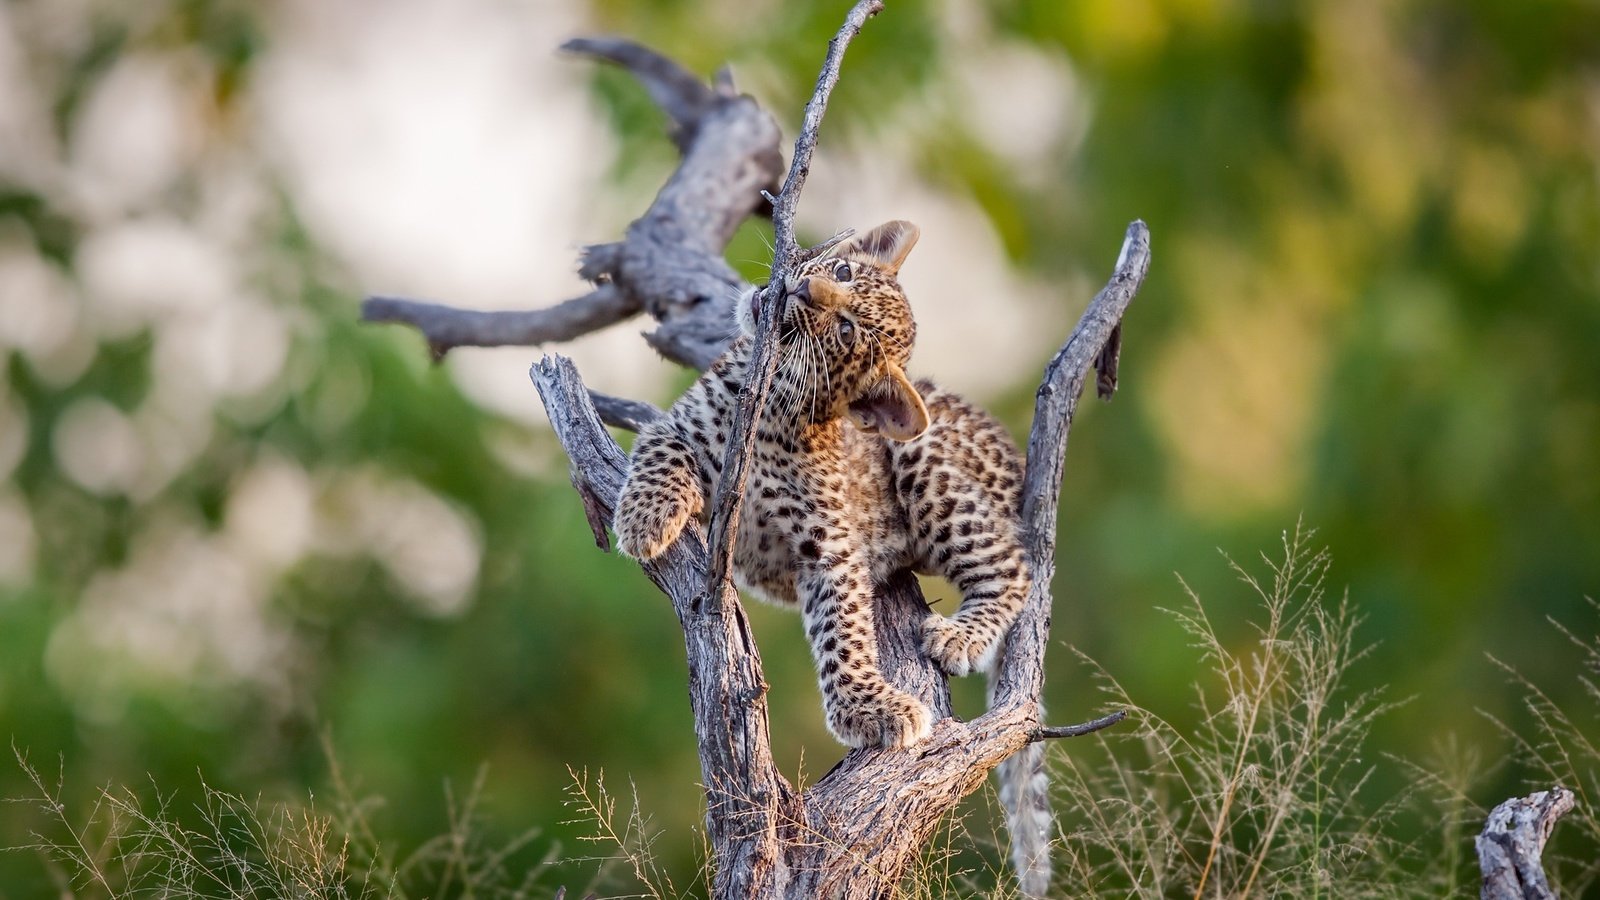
[996,683,1053,897]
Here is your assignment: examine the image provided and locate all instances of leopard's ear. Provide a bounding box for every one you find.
[839,220,920,276]
[848,363,929,441]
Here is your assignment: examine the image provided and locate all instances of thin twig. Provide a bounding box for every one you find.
[700,0,885,604]
[797,228,857,264]
[1029,710,1129,742]
[768,0,885,263]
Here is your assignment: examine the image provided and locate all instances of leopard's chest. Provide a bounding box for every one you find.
[730,451,817,606]
[728,429,909,606]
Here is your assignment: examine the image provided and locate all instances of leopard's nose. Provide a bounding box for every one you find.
[786,276,814,307]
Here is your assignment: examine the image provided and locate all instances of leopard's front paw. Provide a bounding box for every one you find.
[613,496,693,561]
[922,615,1002,677]
[827,688,933,750]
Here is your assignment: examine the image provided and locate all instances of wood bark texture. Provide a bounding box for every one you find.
[366,5,1149,896]
[1477,787,1576,900]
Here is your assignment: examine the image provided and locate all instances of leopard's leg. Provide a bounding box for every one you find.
[917,492,1030,676]
[614,426,705,560]
[797,545,932,749]
[900,452,1029,676]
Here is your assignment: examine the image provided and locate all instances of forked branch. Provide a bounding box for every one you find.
[530,220,1149,898]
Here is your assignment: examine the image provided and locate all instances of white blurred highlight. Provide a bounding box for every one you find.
[224,455,316,574]
[957,42,1085,174]
[0,489,36,585]
[255,0,674,420]
[67,53,202,221]
[0,248,81,359]
[41,461,484,720]
[53,396,143,496]
[45,515,298,722]
[151,292,289,402]
[77,216,240,339]
[316,467,483,617]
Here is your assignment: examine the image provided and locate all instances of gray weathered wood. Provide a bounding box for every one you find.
[1478,787,1575,900]
[994,221,1150,713]
[362,286,638,359]
[532,356,793,897]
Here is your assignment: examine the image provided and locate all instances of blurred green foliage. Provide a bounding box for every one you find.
[2,0,1598,895]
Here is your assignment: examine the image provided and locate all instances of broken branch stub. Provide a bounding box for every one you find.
[1477,787,1576,900]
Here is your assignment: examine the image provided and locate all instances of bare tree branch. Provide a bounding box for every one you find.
[362,286,638,358]
[560,37,719,148]
[993,220,1152,714]
[1030,710,1129,742]
[532,355,792,897]
[589,390,662,432]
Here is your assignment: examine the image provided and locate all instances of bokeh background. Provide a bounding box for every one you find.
[2,0,1598,893]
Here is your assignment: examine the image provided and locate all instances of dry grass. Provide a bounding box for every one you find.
[560,767,685,900]
[10,745,559,899]
[556,764,1013,899]
[1048,524,1468,898]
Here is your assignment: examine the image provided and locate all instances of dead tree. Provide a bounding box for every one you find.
[365,3,1148,895]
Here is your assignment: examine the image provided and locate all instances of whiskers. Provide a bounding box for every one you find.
[770,338,809,423]
[751,292,915,430]
[768,311,834,426]
[729,224,778,270]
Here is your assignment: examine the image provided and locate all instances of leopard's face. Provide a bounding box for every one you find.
[738,221,929,440]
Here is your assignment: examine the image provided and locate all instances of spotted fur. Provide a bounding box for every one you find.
[613,220,1029,749]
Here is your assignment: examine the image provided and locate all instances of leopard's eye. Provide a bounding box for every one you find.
[837,317,855,343]
[832,261,852,282]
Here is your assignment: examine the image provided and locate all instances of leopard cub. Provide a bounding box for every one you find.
[614,220,1029,749]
